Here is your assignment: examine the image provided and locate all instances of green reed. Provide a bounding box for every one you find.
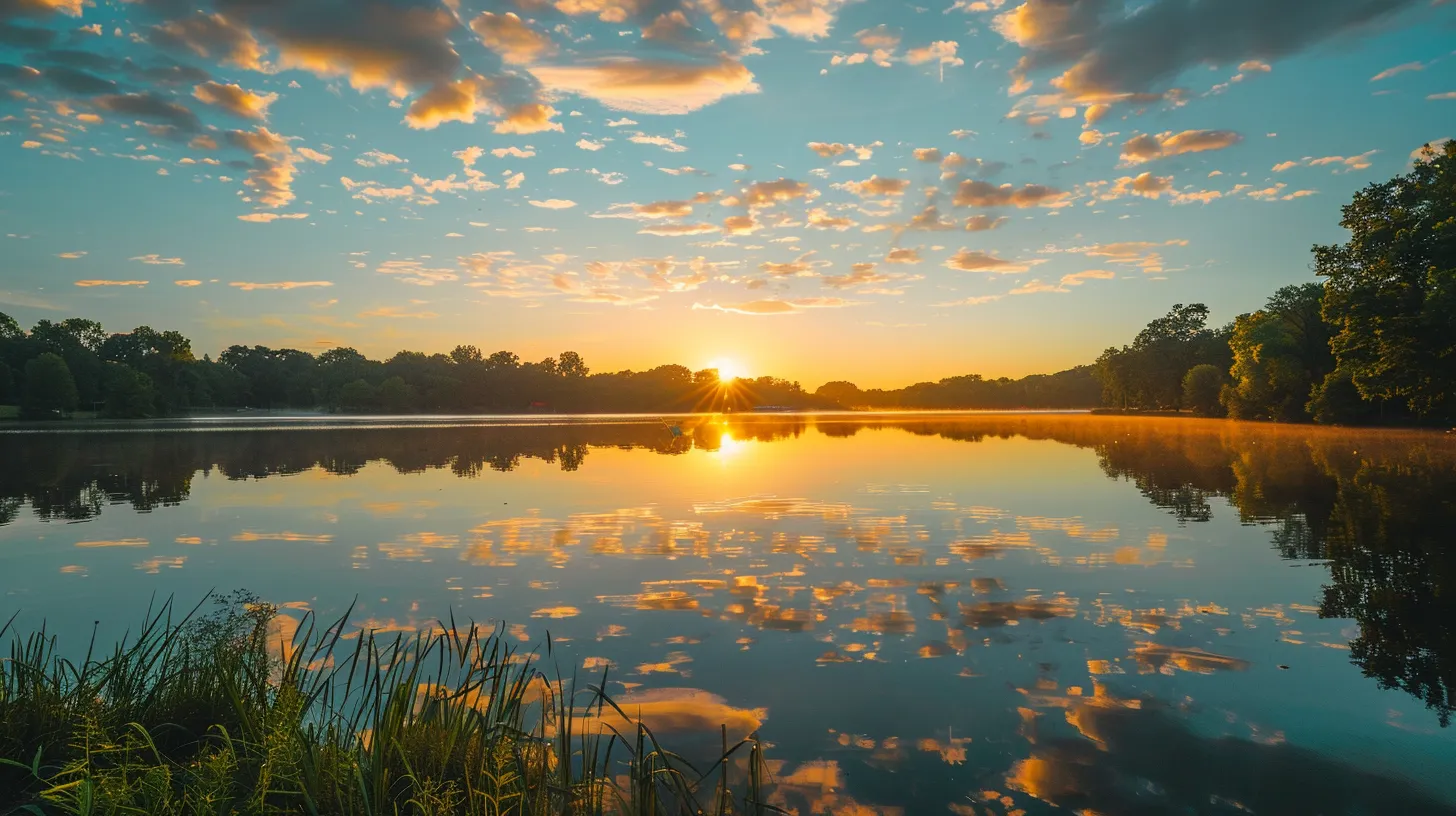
[0,592,775,815]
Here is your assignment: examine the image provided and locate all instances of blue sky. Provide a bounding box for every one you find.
[2,0,1453,386]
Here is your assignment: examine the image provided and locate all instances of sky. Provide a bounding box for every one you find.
[1,0,1453,388]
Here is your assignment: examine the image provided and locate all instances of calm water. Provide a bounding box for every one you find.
[4,413,1456,814]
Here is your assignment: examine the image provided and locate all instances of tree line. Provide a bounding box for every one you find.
[3,142,1450,422]
[1095,140,1455,425]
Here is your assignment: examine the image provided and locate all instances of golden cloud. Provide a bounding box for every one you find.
[192,81,277,120]
[229,280,334,291]
[529,58,759,114]
[74,279,147,287]
[953,180,1066,208]
[837,175,910,197]
[944,249,1042,273]
[1120,130,1243,166]
[470,12,556,64]
[692,296,856,315]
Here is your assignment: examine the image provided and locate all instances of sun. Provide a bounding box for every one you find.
[707,357,746,382]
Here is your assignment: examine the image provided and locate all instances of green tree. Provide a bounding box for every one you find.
[338,378,378,411]
[101,362,157,418]
[0,311,20,340]
[0,361,13,404]
[22,353,78,418]
[377,376,414,413]
[1317,140,1456,420]
[1182,364,1225,417]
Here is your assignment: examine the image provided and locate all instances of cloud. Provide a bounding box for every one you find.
[74,279,147,287]
[755,0,855,39]
[934,294,1002,307]
[1060,269,1115,286]
[577,138,604,151]
[174,280,202,287]
[528,198,577,209]
[692,296,857,315]
[1112,172,1174,199]
[56,250,87,259]
[722,214,758,234]
[633,199,699,218]
[1119,130,1242,165]
[150,13,265,71]
[994,0,1423,100]
[905,40,964,68]
[963,214,1009,231]
[470,12,555,64]
[529,58,759,114]
[492,145,535,158]
[912,147,942,162]
[493,102,563,133]
[1009,279,1066,295]
[944,249,1042,273]
[192,81,276,119]
[629,133,688,152]
[742,178,814,209]
[1428,91,1456,101]
[130,254,184,265]
[808,141,847,157]
[227,126,298,207]
[237,212,309,222]
[953,180,1066,207]
[296,147,331,163]
[358,306,438,319]
[94,92,199,132]
[403,76,491,129]
[807,208,856,230]
[639,222,719,236]
[886,248,921,264]
[837,175,910,197]
[229,280,333,291]
[1371,61,1423,81]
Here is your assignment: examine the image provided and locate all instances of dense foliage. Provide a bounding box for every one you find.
[1095,141,1455,425]
[0,325,1102,419]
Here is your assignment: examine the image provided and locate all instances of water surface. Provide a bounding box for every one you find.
[4,413,1455,814]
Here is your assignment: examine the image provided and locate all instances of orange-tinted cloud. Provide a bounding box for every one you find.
[529,58,759,114]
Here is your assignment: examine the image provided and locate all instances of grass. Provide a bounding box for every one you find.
[0,405,17,420]
[0,593,777,815]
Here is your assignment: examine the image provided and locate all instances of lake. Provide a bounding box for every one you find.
[3,413,1455,814]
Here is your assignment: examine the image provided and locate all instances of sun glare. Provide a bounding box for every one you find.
[708,358,746,382]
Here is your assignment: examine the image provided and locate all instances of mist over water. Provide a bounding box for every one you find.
[4,413,1455,814]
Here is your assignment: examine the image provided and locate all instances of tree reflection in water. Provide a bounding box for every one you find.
[2,415,1453,727]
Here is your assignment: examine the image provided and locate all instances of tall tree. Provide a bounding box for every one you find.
[1317,140,1456,420]
[0,311,20,341]
[22,353,79,417]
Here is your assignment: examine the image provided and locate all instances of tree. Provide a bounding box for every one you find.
[450,345,483,365]
[0,361,12,403]
[22,353,78,417]
[378,376,414,413]
[557,351,588,378]
[1318,140,1456,420]
[338,378,377,411]
[0,311,20,340]
[1219,284,1336,422]
[1182,365,1225,417]
[101,362,157,418]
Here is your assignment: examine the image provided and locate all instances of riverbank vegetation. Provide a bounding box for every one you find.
[0,594,770,815]
[1,142,1450,423]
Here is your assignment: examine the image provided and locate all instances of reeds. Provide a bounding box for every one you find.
[0,592,776,815]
